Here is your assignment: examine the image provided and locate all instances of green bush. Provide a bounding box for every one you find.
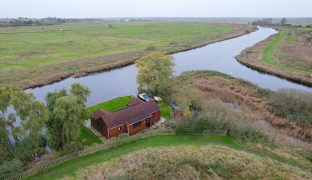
[61,142,83,155]
[210,162,237,179]
[144,46,157,51]
[267,89,312,126]
[0,159,23,179]
[175,117,214,134]
[0,143,11,164]
[175,115,268,144]
[227,123,268,144]
[14,138,46,162]
[255,88,271,98]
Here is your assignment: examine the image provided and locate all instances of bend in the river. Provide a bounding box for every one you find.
[26,27,312,107]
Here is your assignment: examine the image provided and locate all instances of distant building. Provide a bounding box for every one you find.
[91,98,160,139]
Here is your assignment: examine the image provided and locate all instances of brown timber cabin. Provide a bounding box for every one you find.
[91,98,161,139]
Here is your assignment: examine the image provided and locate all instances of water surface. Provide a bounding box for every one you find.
[27,27,311,107]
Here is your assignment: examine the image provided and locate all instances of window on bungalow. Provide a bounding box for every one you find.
[132,121,142,128]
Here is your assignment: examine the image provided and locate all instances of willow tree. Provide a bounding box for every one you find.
[0,86,49,162]
[46,83,90,150]
[135,52,175,101]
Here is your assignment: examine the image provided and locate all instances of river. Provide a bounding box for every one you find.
[26,27,311,107]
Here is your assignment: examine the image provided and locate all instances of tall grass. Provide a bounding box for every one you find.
[76,146,312,180]
[267,89,312,127]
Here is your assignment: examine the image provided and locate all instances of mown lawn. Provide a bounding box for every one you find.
[26,135,240,179]
[159,102,172,119]
[79,126,102,147]
[261,31,286,67]
[86,96,133,113]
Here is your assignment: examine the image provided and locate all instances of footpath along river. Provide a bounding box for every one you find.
[27,27,311,107]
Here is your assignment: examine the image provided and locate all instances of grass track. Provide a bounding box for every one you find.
[261,31,286,66]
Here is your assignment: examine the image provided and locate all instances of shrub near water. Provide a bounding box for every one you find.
[267,89,312,127]
[175,115,268,144]
[174,98,269,144]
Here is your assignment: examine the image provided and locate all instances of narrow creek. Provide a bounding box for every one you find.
[26,27,311,107]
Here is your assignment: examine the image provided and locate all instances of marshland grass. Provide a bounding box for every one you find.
[75,146,312,180]
[175,70,312,143]
[0,22,253,88]
[237,27,312,86]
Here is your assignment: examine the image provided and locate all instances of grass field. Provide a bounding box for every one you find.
[0,22,235,70]
[0,22,253,88]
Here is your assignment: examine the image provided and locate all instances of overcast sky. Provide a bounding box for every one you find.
[1,0,312,18]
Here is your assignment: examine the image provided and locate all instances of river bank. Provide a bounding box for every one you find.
[26,27,312,108]
[236,28,312,87]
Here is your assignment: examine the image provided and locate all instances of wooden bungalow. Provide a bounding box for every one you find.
[91,98,160,139]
